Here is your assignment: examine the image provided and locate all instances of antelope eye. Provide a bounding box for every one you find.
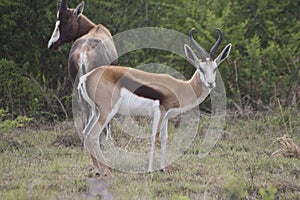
[213,68,217,73]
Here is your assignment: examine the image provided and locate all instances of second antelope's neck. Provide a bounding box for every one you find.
[77,15,96,38]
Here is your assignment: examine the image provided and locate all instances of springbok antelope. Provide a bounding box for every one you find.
[78,28,231,172]
[48,0,118,175]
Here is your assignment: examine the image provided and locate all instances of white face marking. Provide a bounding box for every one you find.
[48,20,61,48]
[118,88,159,116]
[199,61,218,89]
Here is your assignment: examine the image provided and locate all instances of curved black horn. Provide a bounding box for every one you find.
[57,0,67,11]
[209,28,223,59]
[189,28,207,61]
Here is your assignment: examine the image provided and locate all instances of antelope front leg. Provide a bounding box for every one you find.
[160,119,168,172]
[148,103,161,172]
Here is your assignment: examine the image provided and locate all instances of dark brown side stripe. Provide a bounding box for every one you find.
[119,76,164,101]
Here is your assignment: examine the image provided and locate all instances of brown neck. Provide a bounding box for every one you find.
[76,15,96,39]
[188,70,203,98]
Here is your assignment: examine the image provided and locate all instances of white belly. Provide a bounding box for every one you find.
[118,88,159,116]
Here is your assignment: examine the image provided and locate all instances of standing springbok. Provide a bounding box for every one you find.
[48,0,118,175]
[78,28,231,172]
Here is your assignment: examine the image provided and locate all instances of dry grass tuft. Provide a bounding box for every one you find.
[52,121,82,148]
[272,134,300,159]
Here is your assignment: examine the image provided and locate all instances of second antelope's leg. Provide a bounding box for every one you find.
[148,104,165,172]
[160,119,169,172]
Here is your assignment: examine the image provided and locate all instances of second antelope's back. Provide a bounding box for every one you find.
[48,0,118,83]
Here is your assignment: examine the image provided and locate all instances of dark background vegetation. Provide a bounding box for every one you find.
[0,1,299,199]
[0,0,299,122]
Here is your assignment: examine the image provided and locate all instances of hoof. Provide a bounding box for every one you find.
[93,168,101,177]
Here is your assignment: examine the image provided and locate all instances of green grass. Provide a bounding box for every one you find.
[0,110,299,200]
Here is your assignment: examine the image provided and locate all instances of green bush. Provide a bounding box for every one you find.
[0,108,33,134]
[0,0,299,120]
[0,59,40,115]
[0,59,70,121]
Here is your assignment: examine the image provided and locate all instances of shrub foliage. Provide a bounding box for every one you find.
[0,0,299,120]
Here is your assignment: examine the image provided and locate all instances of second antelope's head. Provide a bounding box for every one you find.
[184,28,232,89]
[48,0,86,50]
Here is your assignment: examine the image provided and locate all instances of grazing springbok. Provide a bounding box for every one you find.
[48,0,118,175]
[77,28,231,172]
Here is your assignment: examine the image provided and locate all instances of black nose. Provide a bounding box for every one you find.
[208,82,214,88]
[48,43,60,51]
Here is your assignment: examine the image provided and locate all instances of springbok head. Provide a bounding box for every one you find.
[184,28,232,89]
[48,0,86,50]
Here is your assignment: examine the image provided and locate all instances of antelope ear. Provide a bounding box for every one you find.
[184,44,199,68]
[215,44,232,65]
[74,1,85,19]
